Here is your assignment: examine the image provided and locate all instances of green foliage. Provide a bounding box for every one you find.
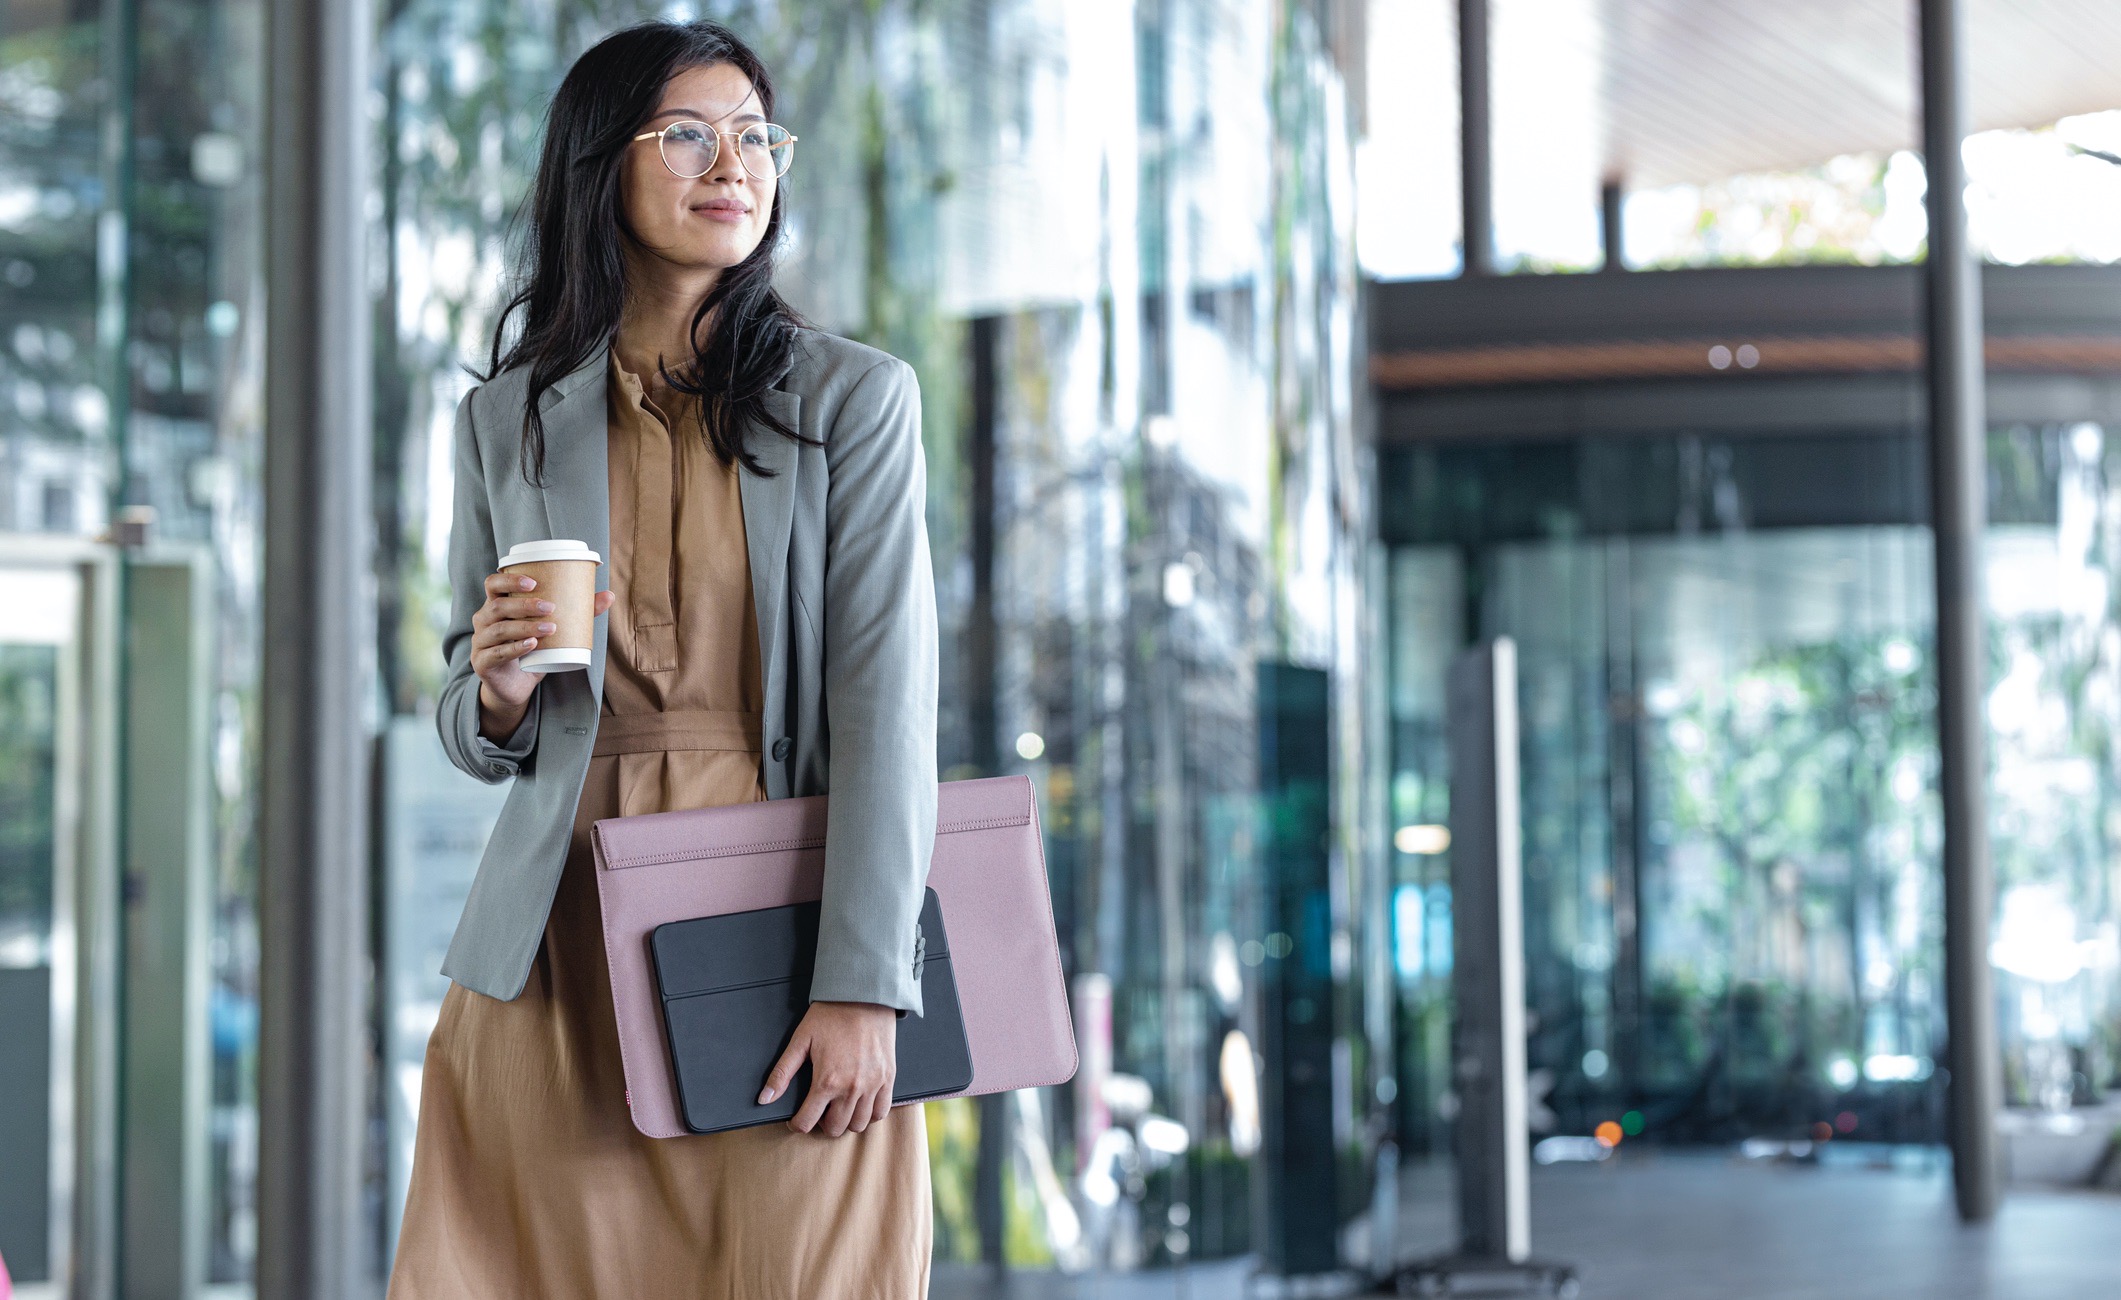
[0,648,59,933]
[1633,154,1918,271]
[922,1096,1064,1267]
[0,21,104,455]
[1643,632,1939,1125]
[1002,1152,1058,1269]
[924,1097,981,1263]
[1137,1140,1253,1263]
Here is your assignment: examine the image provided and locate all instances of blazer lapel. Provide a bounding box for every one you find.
[535,348,612,697]
[740,387,801,757]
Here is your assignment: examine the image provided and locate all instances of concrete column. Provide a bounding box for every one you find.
[964,314,1010,1271]
[1918,0,2001,1225]
[256,0,375,1292]
[1458,0,1494,276]
[1601,180,1626,272]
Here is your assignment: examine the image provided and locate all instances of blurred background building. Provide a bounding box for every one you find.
[0,0,2117,1297]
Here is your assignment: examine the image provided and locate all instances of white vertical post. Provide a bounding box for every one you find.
[1447,636,1528,1263]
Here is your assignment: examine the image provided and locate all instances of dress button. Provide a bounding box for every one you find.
[771,736,793,761]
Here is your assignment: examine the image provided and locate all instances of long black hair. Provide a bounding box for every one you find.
[481,20,806,484]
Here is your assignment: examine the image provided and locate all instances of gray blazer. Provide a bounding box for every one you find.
[434,329,939,1015]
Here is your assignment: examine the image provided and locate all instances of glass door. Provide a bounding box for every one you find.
[0,540,119,1300]
[1387,526,1949,1147]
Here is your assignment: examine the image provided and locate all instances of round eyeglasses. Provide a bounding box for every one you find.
[631,120,797,181]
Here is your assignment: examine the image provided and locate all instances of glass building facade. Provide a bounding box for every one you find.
[5,0,2121,1294]
[5,1,1380,1285]
[2,0,268,1288]
[1380,395,2121,1155]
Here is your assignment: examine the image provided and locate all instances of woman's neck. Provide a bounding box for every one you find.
[615,254,720,381]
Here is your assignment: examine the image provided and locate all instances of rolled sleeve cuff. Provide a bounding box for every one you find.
[472,692,541,778]
[808,952,924,1020]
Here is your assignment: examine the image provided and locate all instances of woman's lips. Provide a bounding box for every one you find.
[692,200,749,223]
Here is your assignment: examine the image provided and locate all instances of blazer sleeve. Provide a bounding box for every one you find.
[436,386,543,784]
[806,357,940,1017]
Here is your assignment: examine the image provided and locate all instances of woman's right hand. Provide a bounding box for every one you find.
[471,571,615,738]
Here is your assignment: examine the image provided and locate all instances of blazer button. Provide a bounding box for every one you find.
[771,737,793,761]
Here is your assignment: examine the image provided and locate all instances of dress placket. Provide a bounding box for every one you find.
[617,365,680,676]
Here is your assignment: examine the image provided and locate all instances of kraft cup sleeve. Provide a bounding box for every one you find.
[501,557,598,652]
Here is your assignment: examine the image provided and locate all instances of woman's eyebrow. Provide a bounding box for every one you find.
[647,108,767,125]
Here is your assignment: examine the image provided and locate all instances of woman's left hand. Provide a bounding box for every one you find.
[760,1001,899,1136]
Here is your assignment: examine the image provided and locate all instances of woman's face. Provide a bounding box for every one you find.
[620,61,776,281]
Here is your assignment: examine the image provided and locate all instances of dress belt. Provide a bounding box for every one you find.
[591,708,763,756]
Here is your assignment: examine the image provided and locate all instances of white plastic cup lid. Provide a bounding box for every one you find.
[502,539,601,567]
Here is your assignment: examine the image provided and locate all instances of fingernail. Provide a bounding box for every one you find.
[537,622,555,632]
[524,638,538,647]
[518,577,534,589]
[758,1088,774,1104]
[535,600,554,613]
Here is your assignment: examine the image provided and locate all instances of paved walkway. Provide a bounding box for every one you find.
[934,1150,2121,1299]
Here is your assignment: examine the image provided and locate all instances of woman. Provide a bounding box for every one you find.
[389,20,939,1298]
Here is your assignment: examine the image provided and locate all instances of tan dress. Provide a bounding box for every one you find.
[388,353,933,1299]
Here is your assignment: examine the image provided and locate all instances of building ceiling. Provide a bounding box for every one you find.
[1597,0,2121,187]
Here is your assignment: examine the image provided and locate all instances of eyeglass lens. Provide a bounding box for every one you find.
[659,122,794,179]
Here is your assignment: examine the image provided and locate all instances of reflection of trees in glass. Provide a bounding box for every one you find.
[7,7,271,1280]
[979,297,1280,1262]
[1644,634,1941,1139]
[0,647,59,945]
[1984,424,2121,1104]
[1393,431,2121,1144]
[1986,618,2120,1105]
[0,20,108,535]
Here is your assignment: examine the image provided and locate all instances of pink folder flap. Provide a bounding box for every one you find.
[592,774,1079,1139]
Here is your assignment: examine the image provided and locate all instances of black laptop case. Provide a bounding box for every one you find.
[649,885,974,1133]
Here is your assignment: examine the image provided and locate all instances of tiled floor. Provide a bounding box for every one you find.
[932,1258,1259,1299]
[933,1150,2121,1299]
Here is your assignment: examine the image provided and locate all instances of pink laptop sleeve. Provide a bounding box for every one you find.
[591,773,1079,1138]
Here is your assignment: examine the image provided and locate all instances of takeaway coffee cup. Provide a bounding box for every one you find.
[500,539,601,673]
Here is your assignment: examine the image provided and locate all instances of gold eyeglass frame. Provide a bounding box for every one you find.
[631,120,798,181]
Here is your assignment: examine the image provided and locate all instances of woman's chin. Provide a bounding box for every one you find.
[648,240,759,277]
